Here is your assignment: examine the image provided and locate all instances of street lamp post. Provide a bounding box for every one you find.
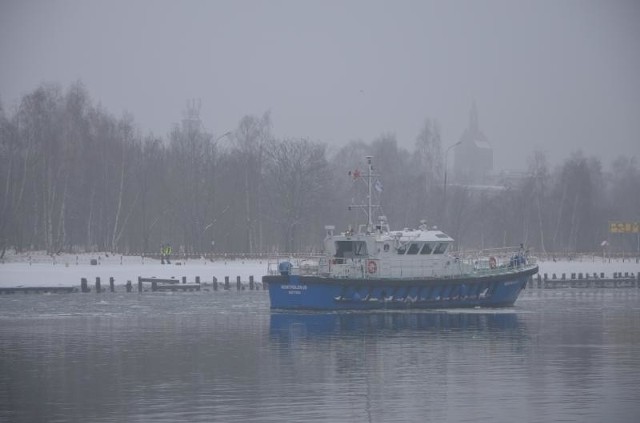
[443,140,462,210]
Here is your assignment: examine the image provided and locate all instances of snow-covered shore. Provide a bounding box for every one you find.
[1,251,638,288]
[537,257,640,277]
[0,252,268,288]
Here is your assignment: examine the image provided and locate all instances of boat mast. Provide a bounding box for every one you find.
[366,155,373,232]
[348,156,380,233]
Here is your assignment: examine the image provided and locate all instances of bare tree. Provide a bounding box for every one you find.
[109,115,139,251]
[263,138,329,252]
[232,112,271,253]
[526,151,550,253]
[551,152,604,252]
[0,101,17,256]
[167,103,215,254]
[415,119,443,191]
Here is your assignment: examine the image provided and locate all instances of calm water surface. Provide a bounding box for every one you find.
[0,289,638,422]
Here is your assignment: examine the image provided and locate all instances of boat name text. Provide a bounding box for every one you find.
[281,285,307,290]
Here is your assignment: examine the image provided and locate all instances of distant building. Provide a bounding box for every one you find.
[182,99,203,134]
[453,103,493,184]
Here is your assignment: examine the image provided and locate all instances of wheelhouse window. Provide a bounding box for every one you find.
[433,243,448,254]
[407,243,421,255]
[335,241,368,258]
[420,243,433,255]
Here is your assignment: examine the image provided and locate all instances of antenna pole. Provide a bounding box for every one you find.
[366,156,373,231]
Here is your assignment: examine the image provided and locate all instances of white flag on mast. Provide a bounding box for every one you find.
[374,179,383,193]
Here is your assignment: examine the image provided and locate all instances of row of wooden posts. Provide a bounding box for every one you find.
[529,272,640,289]
[79,276,263,293]
[2,272,639,295]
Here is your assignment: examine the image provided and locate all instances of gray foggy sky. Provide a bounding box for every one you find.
[1,0,639,170]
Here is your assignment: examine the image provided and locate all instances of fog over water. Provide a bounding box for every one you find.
[1,0,639,170]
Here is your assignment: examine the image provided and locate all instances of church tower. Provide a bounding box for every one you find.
[453,102,494,183]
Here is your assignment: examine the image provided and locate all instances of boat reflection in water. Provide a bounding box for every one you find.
[269,310,525,343]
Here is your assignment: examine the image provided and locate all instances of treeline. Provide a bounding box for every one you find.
[0,82,638,256]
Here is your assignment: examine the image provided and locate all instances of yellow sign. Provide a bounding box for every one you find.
[609,222,640,233]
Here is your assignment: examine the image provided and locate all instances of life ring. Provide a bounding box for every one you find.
[489,256,497,269]
[367,260,377,274]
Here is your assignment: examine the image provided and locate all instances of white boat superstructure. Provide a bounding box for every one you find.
[320,218,461,279]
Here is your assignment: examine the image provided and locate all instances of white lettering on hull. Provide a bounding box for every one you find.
[281,284,307,295]
[281,285,307,290]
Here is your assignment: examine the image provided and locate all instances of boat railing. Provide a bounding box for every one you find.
[453,246,537,274]
[318,259,536,280]
[267,247,537,279]
[453,246,534,260]
[266,255,324,276]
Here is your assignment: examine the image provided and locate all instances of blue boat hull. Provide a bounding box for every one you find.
[264,266,537,310]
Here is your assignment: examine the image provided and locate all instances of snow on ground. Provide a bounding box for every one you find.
[537,256,640,276]
[0,252,269,288]
[0,251,638,288]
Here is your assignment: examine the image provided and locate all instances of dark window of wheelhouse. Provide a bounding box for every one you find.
[335,241,368,258]
[420,243,433,254]
[433,243,448,254]
[407,243,421,255]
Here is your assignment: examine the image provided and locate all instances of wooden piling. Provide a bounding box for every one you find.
[126,280,132,292]
[81,277,89,293]
[182,276,187,284]
[152,281,158,292]
[249,275,254,290]
[237,276,242,290]
[224,276,230,290]
[95,277,101,293]
[109,277,115,292]
[213,277,218,291]
[196,276,200,285]
[138,277,143,292]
